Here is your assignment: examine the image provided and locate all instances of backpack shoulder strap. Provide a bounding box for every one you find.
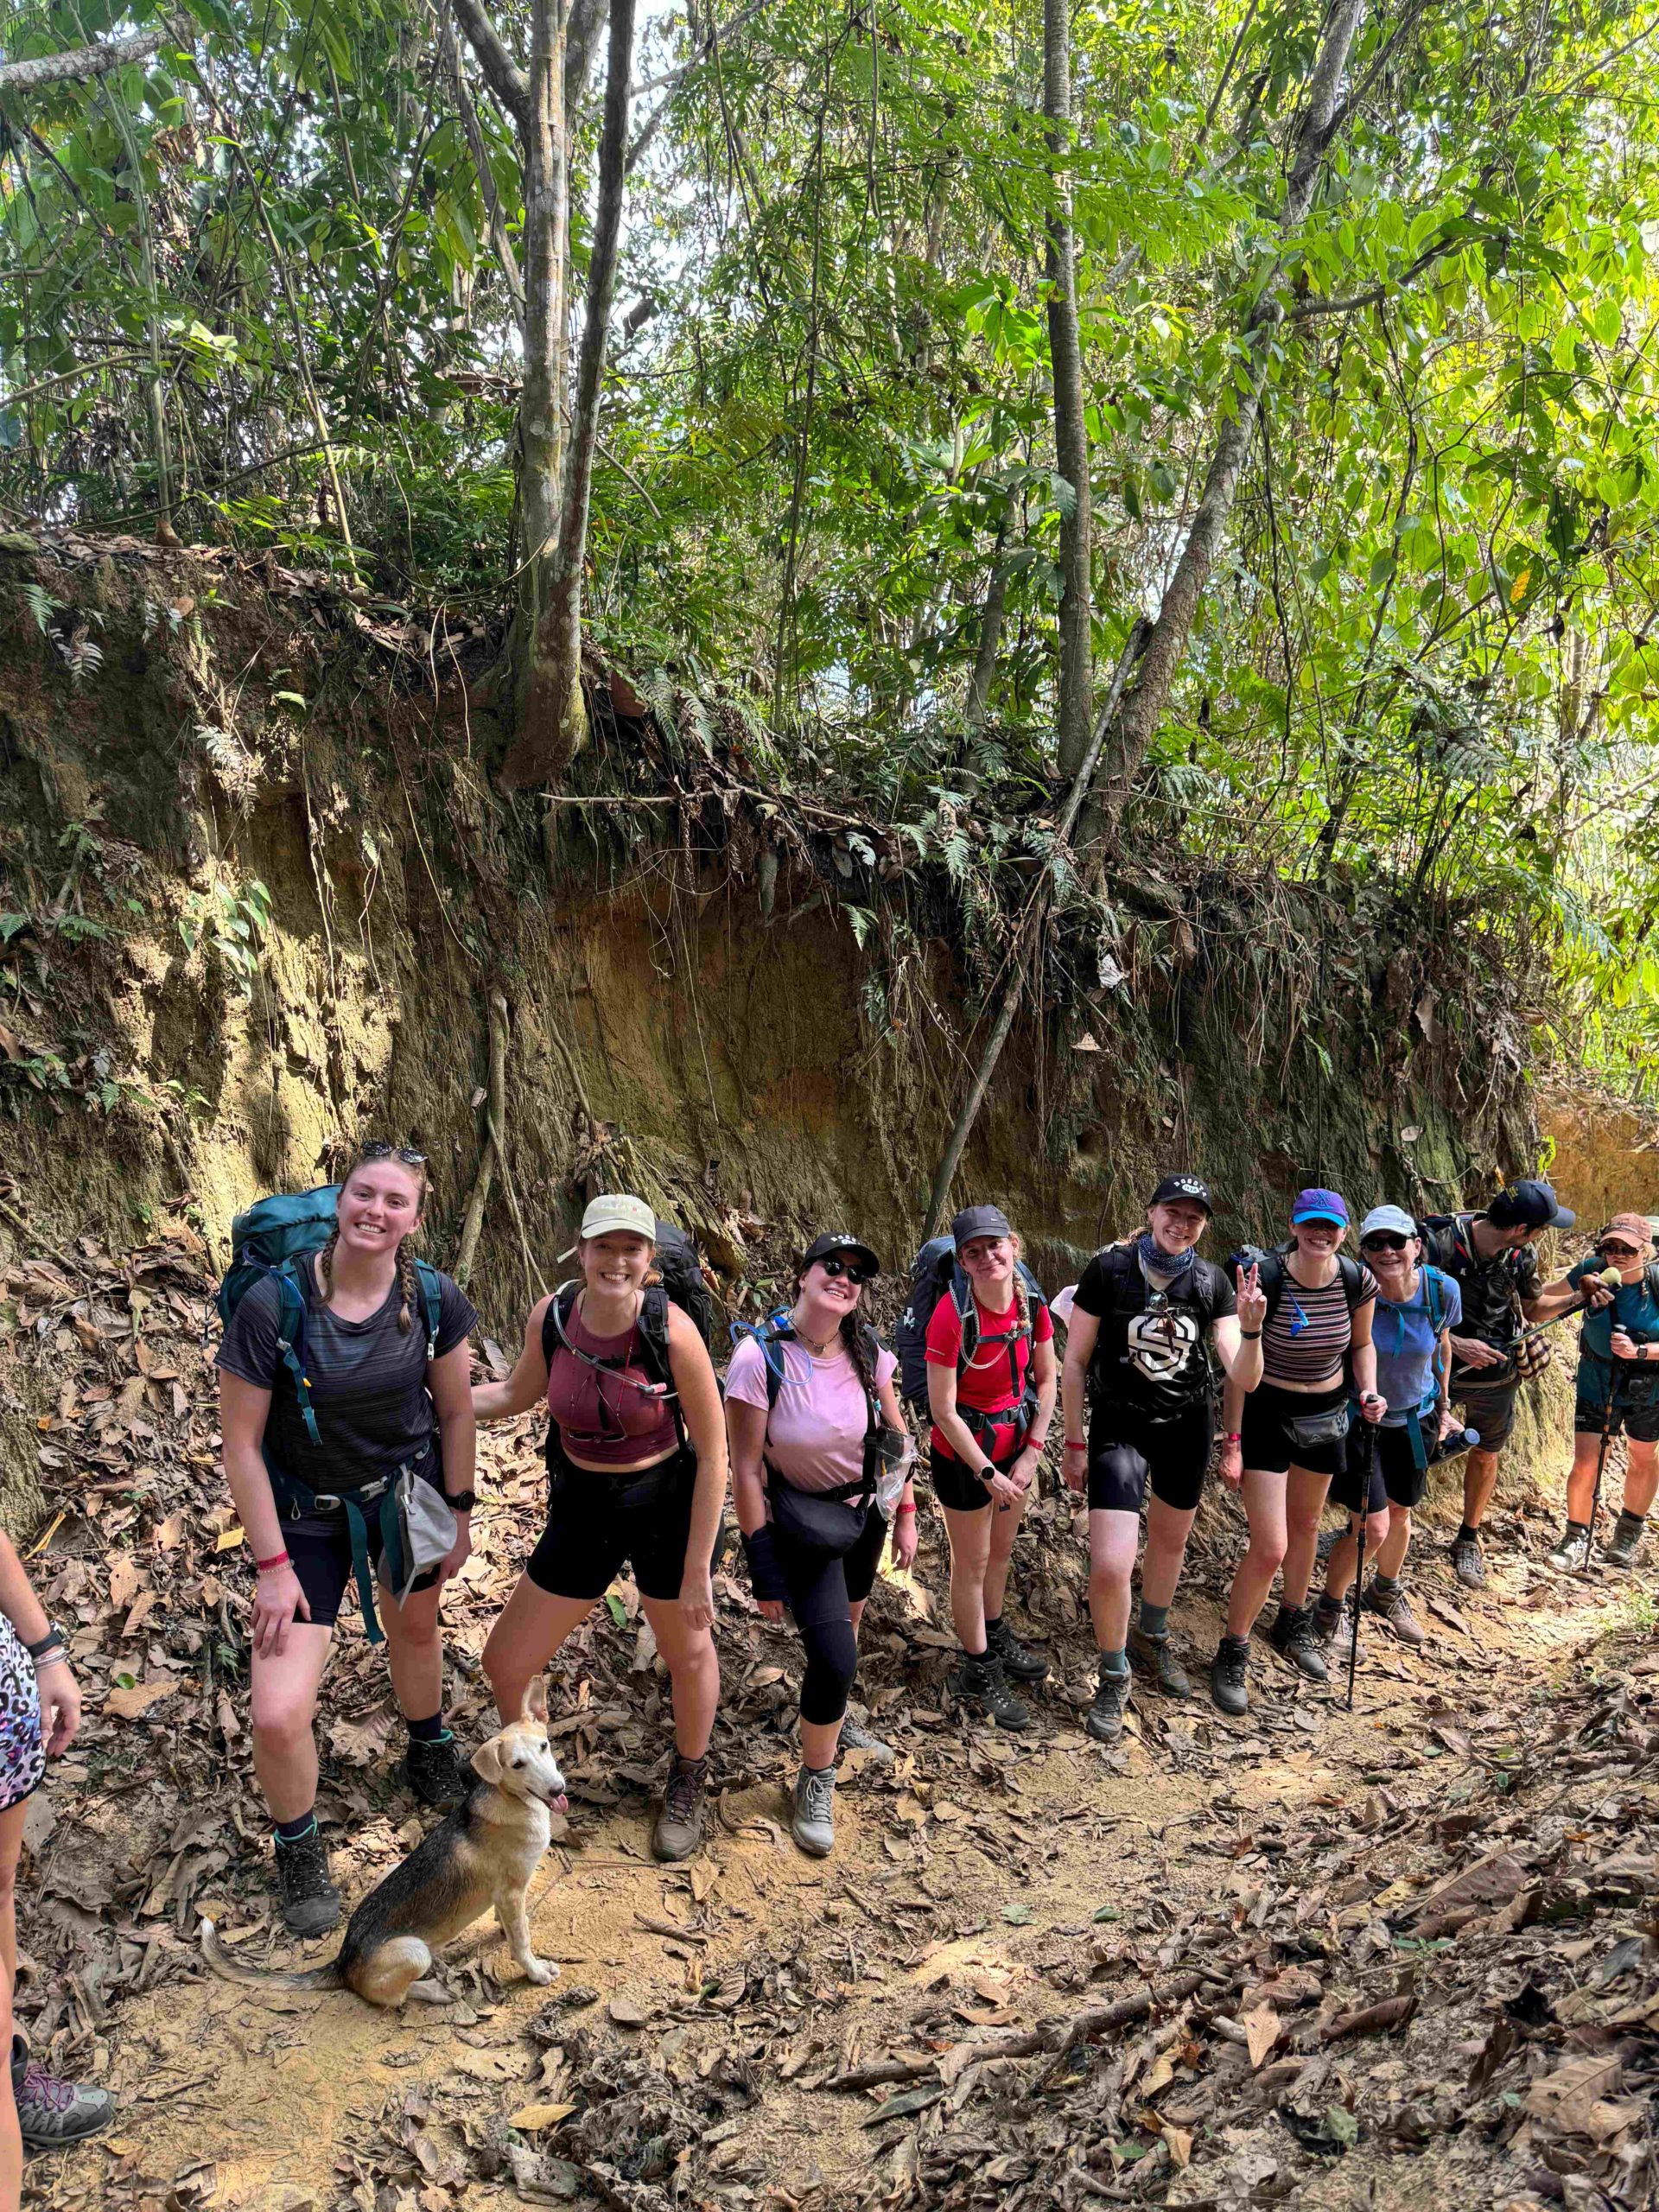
[541,1282,580,1370]
[260,1262,322,1446]
[1645,1260,1659,1307]
[1338,1254,1365,1311]
[414,1260,443,1359]
[635,1284,673,1386]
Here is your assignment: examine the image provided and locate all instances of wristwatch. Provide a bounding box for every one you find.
[24,1624,66,1661]
[446,1489,478,1513]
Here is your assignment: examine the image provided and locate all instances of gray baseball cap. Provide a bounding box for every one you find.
[950,1204,1013,1248]
[1358,1205,1418,1242]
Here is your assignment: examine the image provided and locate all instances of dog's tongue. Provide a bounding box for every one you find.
[551,1794,569,1815]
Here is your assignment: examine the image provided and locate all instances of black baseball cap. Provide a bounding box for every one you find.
[1148,1173,1214,1215]
[803,1231,880,1274]
[950,1204,1012,1248]
[1487,1179,1574,1231]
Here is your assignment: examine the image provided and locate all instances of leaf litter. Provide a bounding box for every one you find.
[1,1203,1656,2209]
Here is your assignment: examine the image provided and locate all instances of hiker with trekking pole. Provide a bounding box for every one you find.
[1313,1206,1468,1658]
[1546,1212,1659,1572]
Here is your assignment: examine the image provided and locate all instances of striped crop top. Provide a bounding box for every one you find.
[1262,1261,1377,1387]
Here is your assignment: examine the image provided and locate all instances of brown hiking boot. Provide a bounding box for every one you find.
[652,1752,709,1861]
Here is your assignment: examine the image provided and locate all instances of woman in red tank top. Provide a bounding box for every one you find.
[474,1195,728,1863]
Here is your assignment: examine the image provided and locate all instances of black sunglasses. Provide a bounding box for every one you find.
[818,1255,874,1286]
[359,1141,427,1166]
[1599,1242,1642,1261]
[1361,1233,1412,1253]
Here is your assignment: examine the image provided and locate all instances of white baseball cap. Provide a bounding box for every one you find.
[578,1193,656,1242]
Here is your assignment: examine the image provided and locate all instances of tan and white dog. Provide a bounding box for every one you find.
[202,1680,567,2007]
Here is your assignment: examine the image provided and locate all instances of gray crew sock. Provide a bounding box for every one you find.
[1099,1647,1129,1679]
[1137,1599,1170,1641]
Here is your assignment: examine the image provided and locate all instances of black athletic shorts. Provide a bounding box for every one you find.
[1329,1424,1425,1514]
[1573,1357,1659,1445]
[1452,1376,1519,1450]
[1085,1401,1211,1516]
[1239,1378,1350,1478]
[929,1443,1025,1514]
[282,1450,445,1630]
[527,1435,698,1602]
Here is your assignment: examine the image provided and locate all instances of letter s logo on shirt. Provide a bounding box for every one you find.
[1127,1308,1200,1381]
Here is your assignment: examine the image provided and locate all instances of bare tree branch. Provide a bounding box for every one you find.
[448,0,531,131]
[0,23,181,95]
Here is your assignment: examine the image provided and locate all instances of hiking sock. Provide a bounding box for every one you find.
[1562,1520,1591,1541]
[1370,1573,1401,1596]
[1099,1648,1129,1679]
[982,1615,1002,1637]
[406,1712,448,1745]
[1136,1599,1170,1641]
[274,1811,317,1845]
[1456,1522,1481,1547]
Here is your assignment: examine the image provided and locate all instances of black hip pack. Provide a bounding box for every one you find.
[1282,1400,1351,1453]
[766,1465,874,1559]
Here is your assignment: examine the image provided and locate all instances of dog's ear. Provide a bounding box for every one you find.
[522,1674,548,1725]
[471,1737,507,1786]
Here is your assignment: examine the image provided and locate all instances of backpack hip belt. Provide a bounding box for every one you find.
[268,1445,436,1646]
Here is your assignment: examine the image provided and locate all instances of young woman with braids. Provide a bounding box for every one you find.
[218,1147,478,1935]
[727,1235,915,1858]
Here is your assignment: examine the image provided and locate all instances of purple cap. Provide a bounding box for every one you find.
[1291,1187,1350,1227]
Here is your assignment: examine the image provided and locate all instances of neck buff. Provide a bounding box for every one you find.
[1138,1231,1198,1285]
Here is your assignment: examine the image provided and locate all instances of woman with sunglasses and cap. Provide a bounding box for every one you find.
[474,1195,728,1863]
[1211,1189,1383,1716]
[728,1234,915,1857]
[925,1204,1057,1732]
[1547,1212,1659,1572]
[218,1145,479,1936]
[1313,1205,1465,1653]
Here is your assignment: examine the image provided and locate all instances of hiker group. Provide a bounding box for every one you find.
[200,1149,1657,1938]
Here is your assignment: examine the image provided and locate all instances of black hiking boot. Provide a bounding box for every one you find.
[1448,1532,1486,1589]
[404,1731,469,1809]
[1209,1637,1250,1718]
[985,1617,1050,1683]
[1268,1603,1329,1682]
[273,1824,341,1937]
[1127,1625,1190,1698]
[652,1752,709,1861]
[1084,1662,1131,1744]
[947,1651,1031,1732]
[1605,1510,1647,1571]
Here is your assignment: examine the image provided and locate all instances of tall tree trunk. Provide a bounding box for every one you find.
[1043,0,1093,777]
[500,0,635,791]
[965,507,1012,731]
[1096,0,1367,826]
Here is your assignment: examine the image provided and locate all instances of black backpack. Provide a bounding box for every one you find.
[893,1236,1047,1412]
[539,1217,710,1452]
[1084,1243,1226,1392]
[1228,1242,1368,1323]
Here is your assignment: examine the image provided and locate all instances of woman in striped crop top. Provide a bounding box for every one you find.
[1209,1189,1383,1716]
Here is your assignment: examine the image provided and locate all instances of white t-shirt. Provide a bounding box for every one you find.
[726,1332,898,1494]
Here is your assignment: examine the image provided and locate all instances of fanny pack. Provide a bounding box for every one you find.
[766,1465,873,1559]
[1282,1400,1351,1453]
[270,1446,451,1643]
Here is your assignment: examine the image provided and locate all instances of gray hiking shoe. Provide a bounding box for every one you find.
[838,1713,894,1761]
[790,1766,837,1857]
[10,2040,114,2149]
[1313,1590,1366,1664]
[652,1752,709,1862]
[273,1825,341,1937]
[1605,1511,1647,1571]
[1127,1625,1190,1698]
[1548,1525,1591,1573]
[1449,1533,1486,1589]
[1268,1604,1329,1682]
[947,1651,1031,1731]
[1210,1637,1250,1718]
[404,1731,469,1808]
[985,1616,1049,1683]
[1085,1662,1131,1743]
[1361,1577,1425,1647]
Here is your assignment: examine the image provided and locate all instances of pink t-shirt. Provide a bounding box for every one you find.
[726,1333,898,1495]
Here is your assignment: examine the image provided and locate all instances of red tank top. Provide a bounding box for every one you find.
[546,1297,678,1467]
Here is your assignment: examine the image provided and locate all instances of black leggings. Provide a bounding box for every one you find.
[773,1505,887,1726]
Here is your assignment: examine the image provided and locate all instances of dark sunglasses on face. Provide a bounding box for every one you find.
[1599,1243,1641,1261]
[1361,1234,1411,1253]
[360,1141,427,1166]
[818,1255,874,1286]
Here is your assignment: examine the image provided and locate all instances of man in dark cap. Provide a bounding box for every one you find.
[1421,1179,1611,1587]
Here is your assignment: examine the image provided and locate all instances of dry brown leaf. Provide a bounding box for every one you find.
[105,1680,177,1719]
[1243,2005,1282,2069]
[214,1526,245,1554]
[505,2101,575,2131]
[608,1995,651,2027]
[690,1859,720,1904]
[108,1555,139,1612]
[1524,2052,1624,2135]
[1322,1992,1419,2041]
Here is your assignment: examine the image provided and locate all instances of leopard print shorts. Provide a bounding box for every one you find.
[0,1617,46,1813]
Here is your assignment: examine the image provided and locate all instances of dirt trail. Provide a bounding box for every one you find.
[32,1501,1652,2212]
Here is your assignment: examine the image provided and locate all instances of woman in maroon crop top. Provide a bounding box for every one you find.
[474,1194,727,1862]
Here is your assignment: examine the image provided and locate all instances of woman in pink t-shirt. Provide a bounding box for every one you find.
[728,1233,914,1859]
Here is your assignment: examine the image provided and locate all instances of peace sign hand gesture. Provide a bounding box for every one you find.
[1235,1262,1268,1334]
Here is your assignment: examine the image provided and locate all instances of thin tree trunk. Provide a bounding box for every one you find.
[964,508,1013,731]
[441,8,524,315]
[500,0,635,790]
[100,86,177,544]
[1096,0,1366,825]
[0,23,177,93]
[1043,0,1093,778]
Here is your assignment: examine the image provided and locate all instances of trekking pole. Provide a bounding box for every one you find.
[1582,1366,1620,1580]
[1347,1416,1376,1713]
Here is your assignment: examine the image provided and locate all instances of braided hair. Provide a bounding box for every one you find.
[1007,1231,1032,1339]
[325,1149,432,1332]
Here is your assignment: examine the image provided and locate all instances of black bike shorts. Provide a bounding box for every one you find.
[928,1444,1024,1514]
[282,1453,445,1629]
[1238,1379,1350,1478]
[1329,1424,1426,1514]
[1573,1357,1659,1446]
[1085,1402,1211,1515]
[527,1436,698,1602]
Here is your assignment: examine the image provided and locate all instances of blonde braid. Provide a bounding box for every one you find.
[1009,1233,1031,1338]
[317,1226,340,1299]
[395,1237,418,1334]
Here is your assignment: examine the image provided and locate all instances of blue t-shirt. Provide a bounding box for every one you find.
[1569,1256,1659,1363]
[1367,1268,1462,1425]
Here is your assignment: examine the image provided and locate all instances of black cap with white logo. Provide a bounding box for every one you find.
[1147,1174,1214,1215]
[803,1231,880,1274]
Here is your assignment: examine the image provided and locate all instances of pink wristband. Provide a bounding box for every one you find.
[255,1550,290,1574]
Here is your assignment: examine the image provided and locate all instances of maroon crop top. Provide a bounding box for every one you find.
[546,1297,679,1467]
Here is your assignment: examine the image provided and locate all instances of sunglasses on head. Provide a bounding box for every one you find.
[1599,1242,1642,1261]
[359,1141,427,1166]
[1361,1233,1412,1253]
[818,1255,874,1286]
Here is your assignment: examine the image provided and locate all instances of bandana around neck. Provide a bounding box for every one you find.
[1138,1230,1198,1285]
